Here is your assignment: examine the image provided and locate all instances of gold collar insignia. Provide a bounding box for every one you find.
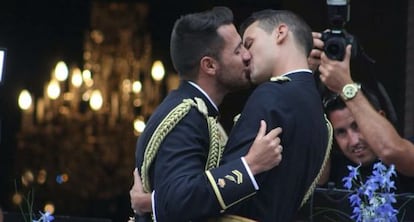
[270,76,291,83]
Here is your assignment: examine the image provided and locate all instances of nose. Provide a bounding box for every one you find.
[347,129,360,146]
[242,48,251,65]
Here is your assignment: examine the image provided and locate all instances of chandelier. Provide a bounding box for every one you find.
[17,58,166,136]
[12,2,178,219]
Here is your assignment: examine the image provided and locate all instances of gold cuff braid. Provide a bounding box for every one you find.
[208,215,257,222]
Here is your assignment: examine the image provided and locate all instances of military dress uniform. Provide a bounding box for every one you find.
[135,81,259,222]
[221,71,332,222]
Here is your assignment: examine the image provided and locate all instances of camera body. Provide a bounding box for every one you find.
[321,0,357,61]
[321,29,356,61]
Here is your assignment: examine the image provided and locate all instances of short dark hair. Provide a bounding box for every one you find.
[324,85,382,118]
[240,9,313,57]
[170,6,234,80]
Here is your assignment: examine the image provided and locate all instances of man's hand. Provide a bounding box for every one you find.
[308,32,324,72]
[130,168,152,215]
[318,44,354,93]
[244,120,283,175]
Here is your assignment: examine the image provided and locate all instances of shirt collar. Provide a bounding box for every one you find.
[281,69,312,76]
[187,81,219,111]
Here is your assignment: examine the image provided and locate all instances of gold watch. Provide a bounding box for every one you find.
[341,83,361,101]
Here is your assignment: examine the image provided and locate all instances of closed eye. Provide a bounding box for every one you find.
[244,39,252,50]
[234,42,243,55]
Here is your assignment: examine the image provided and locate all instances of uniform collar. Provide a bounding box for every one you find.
[186,80,219,113]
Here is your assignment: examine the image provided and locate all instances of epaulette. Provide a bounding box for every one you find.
[269,76,291,83]
[141,97,225,193]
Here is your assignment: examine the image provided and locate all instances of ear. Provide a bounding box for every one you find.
[274,23,288,44]
[200,56,217,76]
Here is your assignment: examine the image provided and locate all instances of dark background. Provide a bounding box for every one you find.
[0,0,409,221]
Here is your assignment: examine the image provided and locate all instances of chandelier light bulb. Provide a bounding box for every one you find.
[18,90,32,110]
[151,60,165,81]
[47,80,61,100]
[54,61,69,82]
[132,81,142,93]
[82,69,94,87]
[89,89,103,111]
[44,203,55,214]
[82,69,92,80]
[71,68,83,88]
[134,118,146,133]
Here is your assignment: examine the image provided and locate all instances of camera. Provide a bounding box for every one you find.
[321,0,357,61]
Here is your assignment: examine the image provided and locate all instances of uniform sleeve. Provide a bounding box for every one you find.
[152,109,256,222]
[205,157,257,211]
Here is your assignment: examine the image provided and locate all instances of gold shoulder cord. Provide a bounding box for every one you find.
[192,97,225,171]
[300,114,333,207]
[140,97,224,193]
[205,117,226,171]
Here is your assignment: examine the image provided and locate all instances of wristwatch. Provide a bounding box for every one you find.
[341,83,361,101]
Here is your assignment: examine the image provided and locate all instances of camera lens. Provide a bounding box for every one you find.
[326,44,340,56]
[324,37,346,61]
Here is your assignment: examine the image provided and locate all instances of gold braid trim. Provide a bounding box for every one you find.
[300,114,333,207]
[140,97,223,192]
[141,98,197,193]
[190,97,224,170]
[205,122,227,170]
[205,116,220,170]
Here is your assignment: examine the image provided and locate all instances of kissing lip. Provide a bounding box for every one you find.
[244,67,251,81]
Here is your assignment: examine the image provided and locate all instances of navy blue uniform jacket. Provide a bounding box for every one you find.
[222,72,329,222]
[136,81,257,222]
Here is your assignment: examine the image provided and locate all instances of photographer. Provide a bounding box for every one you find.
[311,32,414,177]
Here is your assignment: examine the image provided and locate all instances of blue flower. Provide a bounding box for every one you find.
[342,164,361,189]
[373,162,387,172]
[32,211,54,222]
[343,161,398,222]
[349,193,362,207]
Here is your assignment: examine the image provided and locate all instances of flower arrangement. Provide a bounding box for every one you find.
[13,170,55,222]
[342,161,398,222]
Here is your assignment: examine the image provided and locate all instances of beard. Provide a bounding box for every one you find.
[216,65,252,93]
